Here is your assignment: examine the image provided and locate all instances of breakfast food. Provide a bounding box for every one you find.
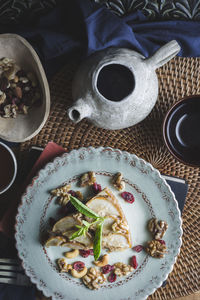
[86,188,132,251]
[0,57,41,118]
[46,187,132,252]
[45,171,169,290]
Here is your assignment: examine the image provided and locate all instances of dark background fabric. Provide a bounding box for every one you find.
[95,0,200,20]
[0,0,200,79]
[0,0,200,25]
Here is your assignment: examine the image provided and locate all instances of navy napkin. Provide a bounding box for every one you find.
[0,284,35,300]
[0,0,200,78]
[0,232,36,300]
[163,175,188,214]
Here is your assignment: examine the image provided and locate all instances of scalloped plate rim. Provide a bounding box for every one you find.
[15,146,182,300]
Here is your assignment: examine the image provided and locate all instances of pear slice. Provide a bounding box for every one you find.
[49,216,93,249]
[61,242,88,250]
[102,233,131,252]
[86,188,125,218]
[45,236,66,247]
[63,230,93,248]
[102,216,116,235]
[87,188,132,251]
[52,216,79,234]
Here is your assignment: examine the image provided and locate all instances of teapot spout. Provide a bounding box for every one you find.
[67,99,92,123]
[145,40,181,70]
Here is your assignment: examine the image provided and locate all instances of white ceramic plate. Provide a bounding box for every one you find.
[15,147,182,300]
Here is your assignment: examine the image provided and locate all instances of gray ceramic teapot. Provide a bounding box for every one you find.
[67,40,180,130]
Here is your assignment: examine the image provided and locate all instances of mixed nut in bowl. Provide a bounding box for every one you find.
[0,34,50,142]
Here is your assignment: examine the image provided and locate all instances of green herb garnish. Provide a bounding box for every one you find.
[93,221,104,261]
[70,195,101,219]
[69,195,104,260]
[70,220,98,240]
[70,226,86,240]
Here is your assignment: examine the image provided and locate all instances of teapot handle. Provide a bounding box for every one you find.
[145,40,181,70]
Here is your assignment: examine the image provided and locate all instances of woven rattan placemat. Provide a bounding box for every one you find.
[20,57,200,300]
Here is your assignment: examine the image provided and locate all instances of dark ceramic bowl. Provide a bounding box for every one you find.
[163,95,200,167]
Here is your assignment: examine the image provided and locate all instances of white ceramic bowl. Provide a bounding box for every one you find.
[0,34,50,142]
[0,141,17,194]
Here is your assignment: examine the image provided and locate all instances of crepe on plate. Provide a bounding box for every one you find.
[45,187,132,252]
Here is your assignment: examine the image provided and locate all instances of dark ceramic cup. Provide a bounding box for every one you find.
[0,141,17,194]
[163,95,200,167]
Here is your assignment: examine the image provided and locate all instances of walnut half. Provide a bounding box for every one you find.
[51,184,71,205]
[112,172,125,191]
[51,184,71,197]
[113,262,133,276]
[148,218,168,239]
[80,172,96,187]
[145,240,167,258]
[82,267,106,290]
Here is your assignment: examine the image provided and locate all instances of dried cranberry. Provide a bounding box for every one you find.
[157,240,166,245]
[108,271,117,283]
[130,255,138,269]
[121,192,135,203]
[79,250,91,258]
[73,261,85,271]
[132,245,143,252]
[102,264,114,274]
[68,190,77,197]
[89,249,94,255]
[0,76,8,91]
[93,182,102,193]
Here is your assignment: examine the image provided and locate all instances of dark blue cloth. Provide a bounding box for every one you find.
[0,0,200,78]
[0,233,36,300]
[0,284,35,300]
